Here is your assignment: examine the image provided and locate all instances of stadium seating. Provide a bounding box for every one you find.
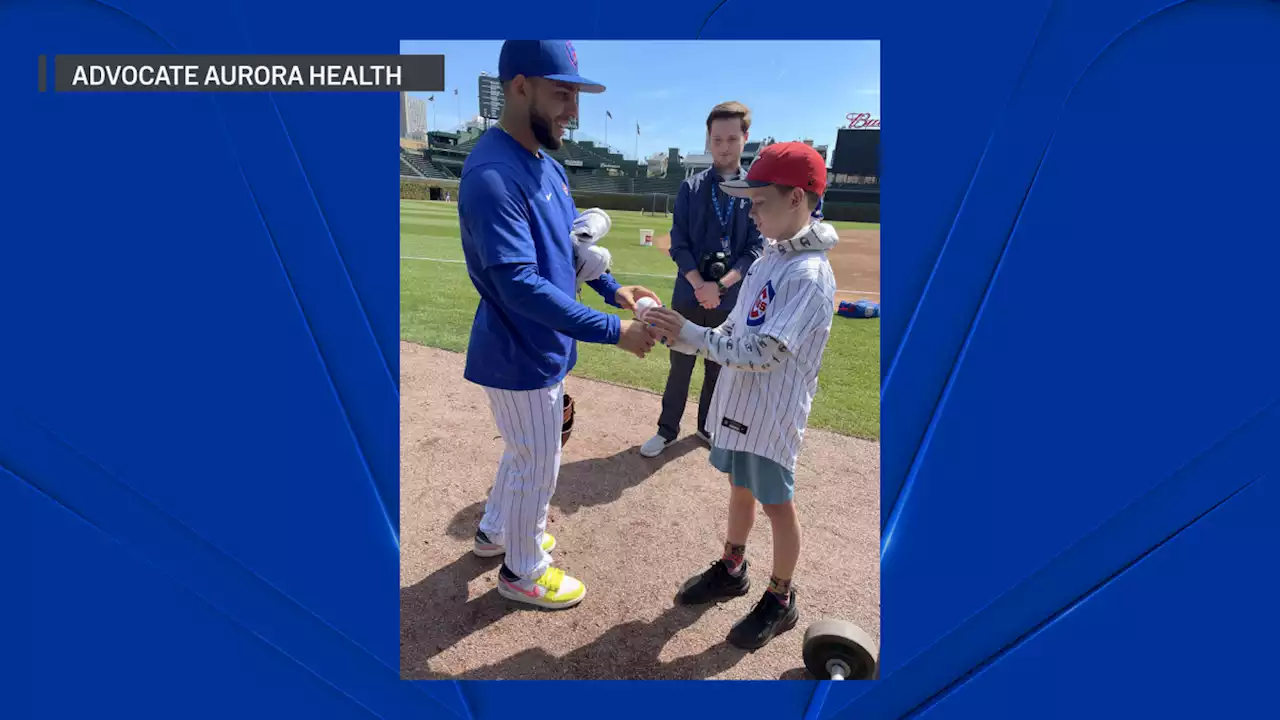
[400,132,881,216]
[430,155,461,179]
[632,176,685,195]
[546,139,620,167]
[562,172,685,196]
[401,150,451,180]
[825,185,880,203]
[400,155,424,178]
[569,174,629,193]
[401,133,876,209]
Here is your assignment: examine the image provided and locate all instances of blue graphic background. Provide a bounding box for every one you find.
[3,0,1278,717]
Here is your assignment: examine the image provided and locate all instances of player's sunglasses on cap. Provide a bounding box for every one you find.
[720,141,828,198]
[499,40,606,93]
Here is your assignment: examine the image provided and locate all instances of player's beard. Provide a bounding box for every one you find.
[529,101,563,150]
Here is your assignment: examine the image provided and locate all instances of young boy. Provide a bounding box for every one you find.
[643,142,839,649]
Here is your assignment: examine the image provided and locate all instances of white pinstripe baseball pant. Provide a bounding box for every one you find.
[477,381,563,580]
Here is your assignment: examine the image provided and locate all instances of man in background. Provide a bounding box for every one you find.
[640,102,765,458]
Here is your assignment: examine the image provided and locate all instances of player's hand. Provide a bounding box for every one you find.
[617,319,656,358]
[615,285,661,312]
[644,307,688,341]
[694,282,721,310]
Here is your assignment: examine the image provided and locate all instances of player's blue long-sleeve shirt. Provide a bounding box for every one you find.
[485,263,621,344]
[458,128,624,391]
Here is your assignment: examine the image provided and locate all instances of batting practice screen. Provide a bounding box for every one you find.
[832,128,880,176]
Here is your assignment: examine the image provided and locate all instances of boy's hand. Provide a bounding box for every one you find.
[614,285,661,312]
[644,307,690,341]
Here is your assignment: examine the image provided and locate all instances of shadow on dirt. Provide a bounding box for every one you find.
[400,551,515,677]
[445,435,707,540]
[402,563,750,680]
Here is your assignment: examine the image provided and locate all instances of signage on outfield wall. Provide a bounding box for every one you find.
[564,159,584,167]
[600,163,619,169]
[846,112,880,129]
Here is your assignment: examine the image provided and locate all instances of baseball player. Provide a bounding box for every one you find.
[459,40,660,610]
[643,142,838,649]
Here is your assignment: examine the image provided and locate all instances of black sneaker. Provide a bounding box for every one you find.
[676,559,751,605]
[499,563,520,583]
[727,588,799,650]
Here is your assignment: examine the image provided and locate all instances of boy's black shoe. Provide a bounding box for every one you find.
[727,588,799,650]
[676,559,751,605]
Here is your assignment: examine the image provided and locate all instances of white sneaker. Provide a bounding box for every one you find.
[639,434,671,458]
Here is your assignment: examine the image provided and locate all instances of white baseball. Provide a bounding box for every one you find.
[635,296,660,320]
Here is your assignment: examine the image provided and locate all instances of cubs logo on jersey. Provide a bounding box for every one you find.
[746,280,776,327]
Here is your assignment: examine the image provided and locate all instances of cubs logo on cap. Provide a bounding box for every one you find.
[720,141,828,198]
[746,281,776,327]
[498,40,606,93]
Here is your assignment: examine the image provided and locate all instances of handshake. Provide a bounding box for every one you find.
[569,208,690,360]
[613,293,693,360]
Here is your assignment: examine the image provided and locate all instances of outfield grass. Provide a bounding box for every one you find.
[401,199,880,440]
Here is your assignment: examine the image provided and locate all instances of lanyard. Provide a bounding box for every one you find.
[710,180,736,251]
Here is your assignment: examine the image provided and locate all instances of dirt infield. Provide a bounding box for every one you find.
[400,342,880,680]
[656,228,880,299]
[829,229,880,298]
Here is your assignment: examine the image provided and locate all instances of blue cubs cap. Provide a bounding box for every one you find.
[498,40,606,94]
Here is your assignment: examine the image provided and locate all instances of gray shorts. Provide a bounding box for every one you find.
[709,447,795,505]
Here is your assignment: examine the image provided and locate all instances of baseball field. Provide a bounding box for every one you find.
[400,198,881,680]
[400,199,881,439]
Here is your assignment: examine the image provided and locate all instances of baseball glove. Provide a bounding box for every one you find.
[561,392,575,447]
[575,243,612,285]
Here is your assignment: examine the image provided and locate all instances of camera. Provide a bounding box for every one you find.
[699,251,729,282]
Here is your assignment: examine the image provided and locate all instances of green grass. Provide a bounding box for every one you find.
[400,199,880,440]
[824,219,881,231]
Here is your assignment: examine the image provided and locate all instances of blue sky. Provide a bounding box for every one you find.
[400,40,879,162]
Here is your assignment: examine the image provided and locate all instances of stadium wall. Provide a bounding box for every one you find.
[820,202,880,223]
[400,177,879,223]
[566,190,666,213]
[401,176,459,200]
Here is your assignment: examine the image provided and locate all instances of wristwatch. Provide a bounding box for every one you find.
[715,279,727,295]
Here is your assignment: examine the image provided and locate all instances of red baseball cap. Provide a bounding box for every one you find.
[720,141,828,198]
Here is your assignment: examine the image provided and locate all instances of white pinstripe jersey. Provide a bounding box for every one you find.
[704,222,839,472]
